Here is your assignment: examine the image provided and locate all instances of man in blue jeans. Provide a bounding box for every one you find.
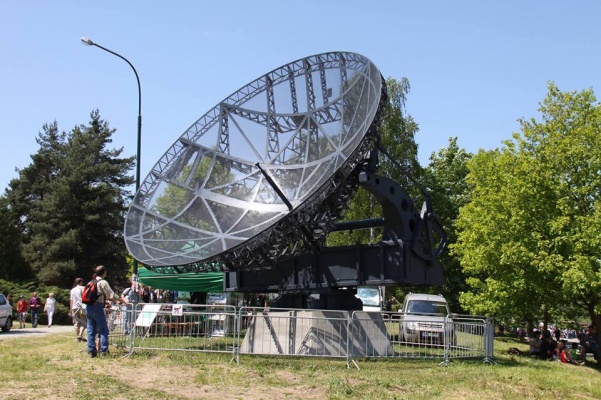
[85,265,128,357]
[121,282,139,335]
[28,292,42,328]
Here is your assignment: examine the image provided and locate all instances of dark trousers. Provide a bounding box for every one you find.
[30,309,39,327]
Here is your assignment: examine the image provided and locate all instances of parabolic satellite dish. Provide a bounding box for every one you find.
[124,52,387,272]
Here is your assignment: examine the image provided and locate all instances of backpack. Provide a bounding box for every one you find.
[81,279,101,305]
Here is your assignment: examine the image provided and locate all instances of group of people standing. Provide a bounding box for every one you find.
[5,264,166,359]
[68,267,182,358]
[14,291,56,328]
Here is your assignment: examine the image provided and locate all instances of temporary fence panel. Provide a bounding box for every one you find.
[127,303,238,357]
[484,317,496,363]
[348,311,395,358]
[351,311,446,361]
[107,304,494,365]
[104,305,133,353]
[238,307,351,360]
[445,315,493,362]
[350,311,494,364]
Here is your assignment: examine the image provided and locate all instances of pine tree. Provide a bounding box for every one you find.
[7,111,135,286]
[0,196,31,280]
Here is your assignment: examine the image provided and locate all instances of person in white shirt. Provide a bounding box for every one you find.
[528,330,541,355]
[44,293,56,328]
[70,277,86,341]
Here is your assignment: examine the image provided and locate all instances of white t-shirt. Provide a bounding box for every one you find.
[70,285,83,310]
[45,297,56,312]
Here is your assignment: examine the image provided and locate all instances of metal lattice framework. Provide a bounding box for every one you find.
[124,52,387,273]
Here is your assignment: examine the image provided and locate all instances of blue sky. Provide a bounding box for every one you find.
[1,1,599,192]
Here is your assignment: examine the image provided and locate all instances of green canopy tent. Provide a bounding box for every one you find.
[138,266,224,293]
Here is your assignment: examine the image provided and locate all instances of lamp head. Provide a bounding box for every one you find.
[80,37,94,46]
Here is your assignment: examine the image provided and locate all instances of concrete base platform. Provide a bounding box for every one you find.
[241,310,393,357]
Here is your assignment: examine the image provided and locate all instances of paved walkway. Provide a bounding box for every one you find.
[0,324,75,340]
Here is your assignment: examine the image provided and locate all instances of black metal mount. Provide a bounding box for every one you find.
[225,152,447,303]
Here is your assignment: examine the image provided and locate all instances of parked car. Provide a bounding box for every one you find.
[0,293,13,332]
[399,293,452,345]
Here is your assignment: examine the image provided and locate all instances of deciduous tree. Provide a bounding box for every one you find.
[422,137,472,312]
[453,83,601,331]
[328,77,422,246]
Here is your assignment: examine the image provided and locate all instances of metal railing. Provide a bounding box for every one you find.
[103,306,494,367]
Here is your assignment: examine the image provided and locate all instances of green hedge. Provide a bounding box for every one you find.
[0,279,72,325]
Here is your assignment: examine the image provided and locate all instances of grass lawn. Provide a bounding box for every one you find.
[1,329,600,399]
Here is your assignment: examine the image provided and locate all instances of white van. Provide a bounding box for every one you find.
[399,293,452,344]
[355,286,384,311]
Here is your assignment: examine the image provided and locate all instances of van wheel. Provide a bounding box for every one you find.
[1,316,12,332]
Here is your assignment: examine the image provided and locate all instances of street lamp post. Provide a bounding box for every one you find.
[81,36,141,284]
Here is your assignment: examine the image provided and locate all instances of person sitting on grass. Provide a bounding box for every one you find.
[557,340,578,365]
[567,341,585,365]
[539,329,557,360]
[528,330,541,356]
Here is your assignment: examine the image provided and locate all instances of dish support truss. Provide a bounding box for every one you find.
[125,52,388,272]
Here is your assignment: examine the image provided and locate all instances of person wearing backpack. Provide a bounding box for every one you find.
[84,265,128,358]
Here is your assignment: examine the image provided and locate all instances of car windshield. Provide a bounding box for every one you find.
[207,293,226,304]
[356,288,380,306]
[407,300,448,315]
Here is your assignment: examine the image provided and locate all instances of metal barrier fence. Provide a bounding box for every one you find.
[124,303,238,358]
[236,307,352,364]
[105,305,494,366]
[349,312,495,365]
[444,314,496,364]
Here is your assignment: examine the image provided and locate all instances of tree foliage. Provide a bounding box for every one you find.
[6,111,135,287]
[0,196,31,280]
[453,83,601,330]
[328,77,422,246]
[422,138,473,311]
